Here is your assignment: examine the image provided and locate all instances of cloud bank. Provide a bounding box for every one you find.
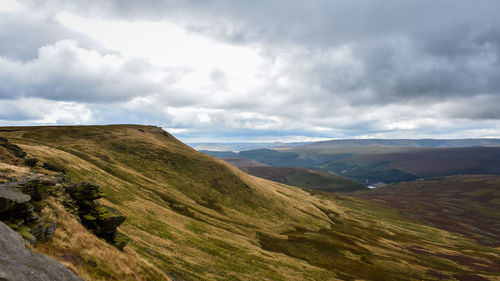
[1,0,500,141]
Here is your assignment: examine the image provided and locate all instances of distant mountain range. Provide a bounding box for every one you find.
[298,138,500,148]
[191,138,500,152]
[188,141,307,152]
[201,138,500,186]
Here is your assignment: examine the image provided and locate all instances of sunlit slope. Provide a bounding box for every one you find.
[2,125,499,281]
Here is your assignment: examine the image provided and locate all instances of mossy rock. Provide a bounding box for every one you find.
[82,214,97,223]
[42,221,57,242]
[66,182,103,201]
[32,201,46,213]
[0,198,16,213]
[0,187,31,213]
[5,218,25,230]
[18,225,36,244]
[93,205,125,228]
[15,179,55,201]
[112,231,130,251]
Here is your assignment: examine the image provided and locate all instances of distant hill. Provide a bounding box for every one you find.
[223,157,365,192]
[294,138,500,149]
[203,145,500,185]
[189,141,307,152]
[194,138,500,152]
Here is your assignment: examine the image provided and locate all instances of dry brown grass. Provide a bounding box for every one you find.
[0,161,31,183]
[36,197,170,281]
[2,125,499,281]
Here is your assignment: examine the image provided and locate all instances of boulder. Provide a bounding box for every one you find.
[1,180,58,244]
[66,182,103,202]
[0,221,84,281]
[66,182,128,250]
[0,138,26,158]
[92,205,126,239]
[16,178,56,201]
[0,187,30,213]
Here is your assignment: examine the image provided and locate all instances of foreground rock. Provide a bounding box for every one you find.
[0,186,30,213]
[0,179,57,244]
[66,181,129,250]
[0,221,84,281]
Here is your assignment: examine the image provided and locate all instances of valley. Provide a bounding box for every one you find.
[0,126,499,281]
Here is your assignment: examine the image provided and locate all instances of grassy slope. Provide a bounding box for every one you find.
[1,125,499,281]
[351,175,500,247]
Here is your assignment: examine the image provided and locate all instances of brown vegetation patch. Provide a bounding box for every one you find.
[426,269,450,279]
[352,175,500,247]
[451,273,490,281]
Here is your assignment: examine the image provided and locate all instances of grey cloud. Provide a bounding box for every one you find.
[3,0,500,140]
[0,40,161,103]
[0,99,45,121]
[0,10,104,61]
[22,0,500,108]
[443,95,500,120]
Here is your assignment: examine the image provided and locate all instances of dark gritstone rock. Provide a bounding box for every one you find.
[66,181,104,201]
[0,179,58,244]
[0,221,84,281]
[0,138,26,158]
[0,187,31,213]
[15,178,56,201]
[66,181,129,250]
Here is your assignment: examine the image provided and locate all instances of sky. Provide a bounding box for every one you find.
[1,0,500,142]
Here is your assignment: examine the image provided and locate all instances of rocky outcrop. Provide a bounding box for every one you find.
[0,221,84,281]
[66,181,129,250]
[0,179,58,244]
[0,186,30,213]
[0,137,26,158]
[0,175,128,250]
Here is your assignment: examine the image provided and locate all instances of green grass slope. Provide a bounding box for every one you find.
[1,125,499,281]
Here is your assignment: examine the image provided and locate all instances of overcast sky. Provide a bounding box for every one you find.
[1,0,499,142]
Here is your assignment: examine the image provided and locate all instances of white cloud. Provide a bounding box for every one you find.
[0,0,22,12]
[1,1,500,142]
[0,39,160,102]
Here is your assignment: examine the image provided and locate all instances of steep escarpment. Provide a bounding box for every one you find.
[1,125,499,281]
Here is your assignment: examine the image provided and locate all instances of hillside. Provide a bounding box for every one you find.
[221,157,365,192]
[204,146,500,184]
[351,175,500,247]
[1,125,500,280]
